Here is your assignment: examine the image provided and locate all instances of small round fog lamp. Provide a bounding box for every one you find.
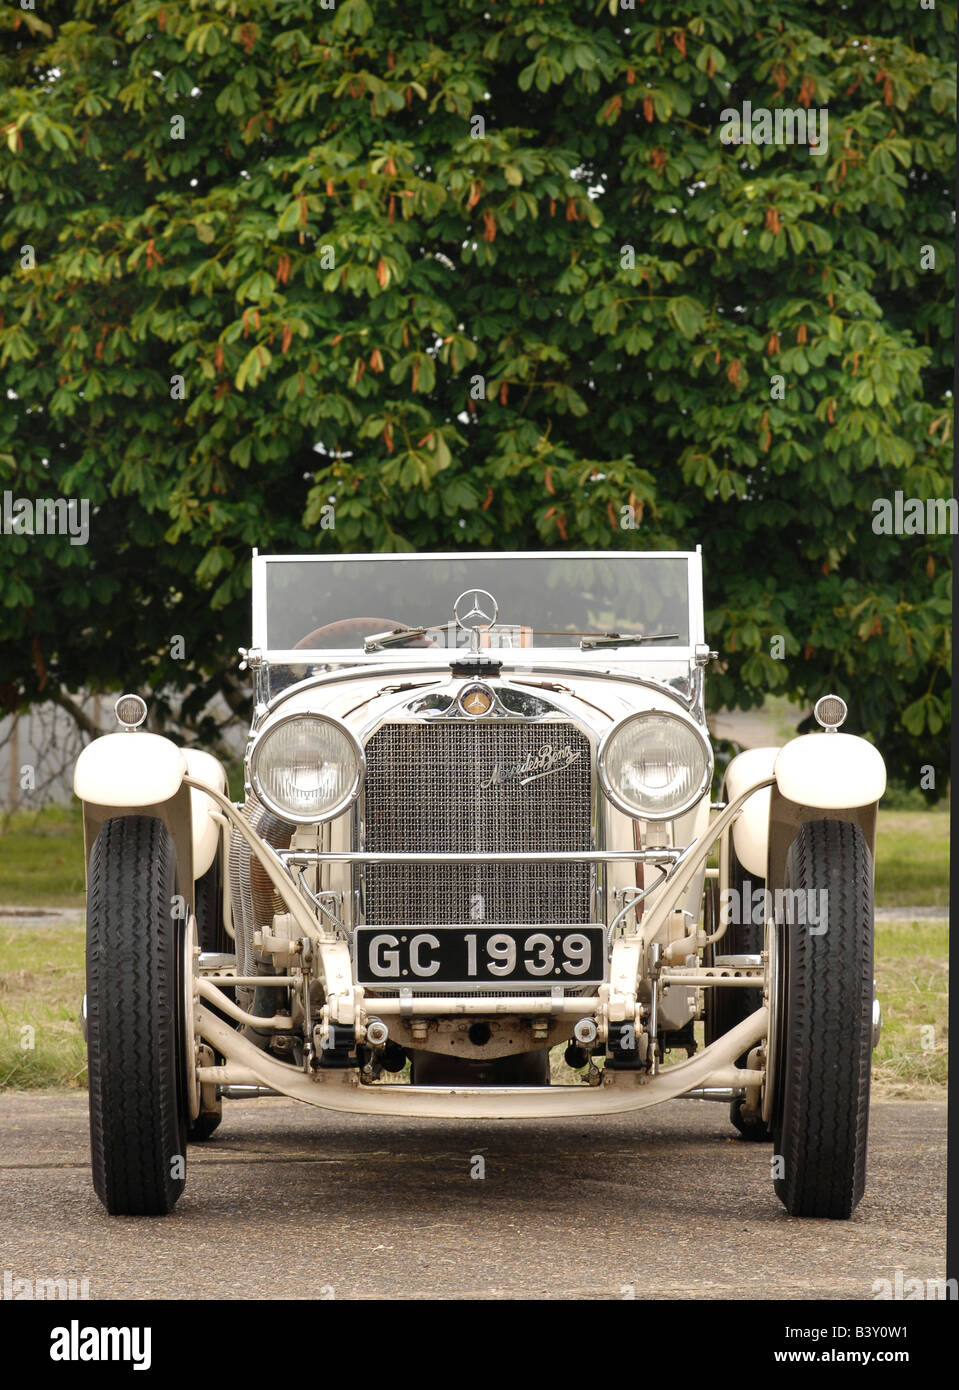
[115,694,147,730]
[813,694,847,731]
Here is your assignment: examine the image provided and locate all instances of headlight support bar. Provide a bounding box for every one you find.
[637,778,776,945]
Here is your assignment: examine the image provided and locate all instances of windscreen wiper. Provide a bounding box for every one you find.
[366,627,681,652]
[579,632,680,651]
[364,626,435,652]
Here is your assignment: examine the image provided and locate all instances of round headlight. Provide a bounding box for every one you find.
[250,713,363,824]
[599,711,712,820]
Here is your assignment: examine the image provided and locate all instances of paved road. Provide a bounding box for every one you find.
[0,1094,945,1301]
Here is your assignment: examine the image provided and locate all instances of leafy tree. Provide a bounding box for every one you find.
[0,0,953,788]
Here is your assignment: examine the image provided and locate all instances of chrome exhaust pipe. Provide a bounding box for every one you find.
[677,1087,746,1102]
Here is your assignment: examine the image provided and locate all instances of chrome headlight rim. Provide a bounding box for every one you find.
[598,707,713,822]
[248,710,365,825]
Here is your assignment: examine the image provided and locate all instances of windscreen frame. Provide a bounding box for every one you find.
[250,550,705,665]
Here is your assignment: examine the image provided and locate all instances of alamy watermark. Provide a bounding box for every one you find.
[719,100,828,157]
[721,881,828,934]
[1,491,89,546]
[50,1321,151,1370]
[872,1271,957,1300]
[871,491,957,535]
[2,1268,90,1300]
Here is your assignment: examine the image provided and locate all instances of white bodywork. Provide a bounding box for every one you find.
[723,732,885,880]
[183,749,228,879]
[724,747,778,878]
[775,732,887,808]
[75,732,227,883]
[75,731,187,807]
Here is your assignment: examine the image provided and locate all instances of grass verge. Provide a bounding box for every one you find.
[873,809,950,908]
[871,919,948,1098]
[0,804,86,907]
[0,926,86,1089]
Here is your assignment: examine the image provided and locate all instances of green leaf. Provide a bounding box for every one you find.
[235,344,272,392]
[901,698,927,737]
[666,296,705,339]
[333,0,374,37]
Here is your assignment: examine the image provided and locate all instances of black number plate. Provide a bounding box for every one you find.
[354,926,605,987]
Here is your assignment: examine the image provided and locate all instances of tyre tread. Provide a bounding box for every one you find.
[774,819,873,1219]
[87,816,186,1215]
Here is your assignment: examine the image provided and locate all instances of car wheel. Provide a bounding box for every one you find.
[773,819,873,1219]
[194,853,226,955]
[705,845,773,1141]
[188,856,225,1140]
[86,816,188,1214]
[187,1109,221,1141]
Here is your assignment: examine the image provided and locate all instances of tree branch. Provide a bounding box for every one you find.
[49,688,102,740]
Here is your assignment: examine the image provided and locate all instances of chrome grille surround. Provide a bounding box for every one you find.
[360,717,595,930]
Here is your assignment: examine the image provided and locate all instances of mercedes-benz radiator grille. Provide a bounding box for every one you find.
[363,721,593,926]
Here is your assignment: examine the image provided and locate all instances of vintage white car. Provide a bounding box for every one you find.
[75,550,885,1218]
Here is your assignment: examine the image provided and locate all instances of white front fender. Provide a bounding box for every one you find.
[774,732,886,809]
[74,732,187,806]
[183,749,228,879]
[724,747,780,878]
[74,735,227,882]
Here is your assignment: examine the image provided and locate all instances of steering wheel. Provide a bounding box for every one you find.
[268,619,439,697]
[293,617,437,649]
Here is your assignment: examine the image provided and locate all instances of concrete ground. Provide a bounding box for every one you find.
[0,1093,945,1301]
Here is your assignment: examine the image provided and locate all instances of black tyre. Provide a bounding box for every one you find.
[188,1108,221,1141]
[708,840,764,1039]
[706,843,773,1140]
[189,851,228,1140]
[773,819,873,1219]
[86,816,188,1215]
[194,853,226,955]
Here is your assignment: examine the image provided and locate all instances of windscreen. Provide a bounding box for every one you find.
[260,554,691,651]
